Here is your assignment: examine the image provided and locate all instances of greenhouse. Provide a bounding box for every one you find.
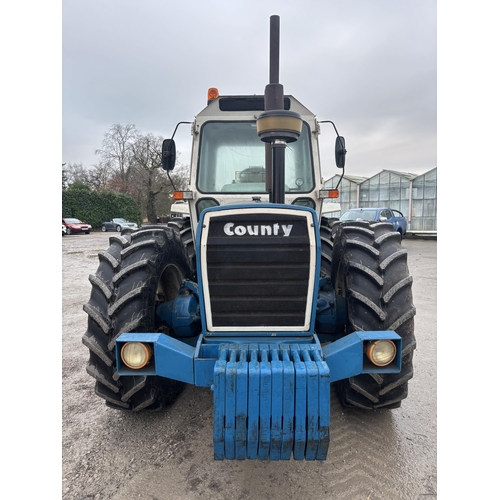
[324,168,437,233]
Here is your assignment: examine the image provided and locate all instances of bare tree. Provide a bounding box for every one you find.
[62,163,69,189]
[88,160,114,192]
[65,162,91,186]
[129,133,170,223]
[167,152,190,191]
[92,124,190,222]
[95,124,139,194]
[153,161,190,217]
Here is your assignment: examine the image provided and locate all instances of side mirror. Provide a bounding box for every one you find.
[335,136,346,169]
[161,139,176,171]
[379,216,387,222]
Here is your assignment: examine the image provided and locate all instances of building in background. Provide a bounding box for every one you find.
[408,168,437,231]
[324,167,437,233]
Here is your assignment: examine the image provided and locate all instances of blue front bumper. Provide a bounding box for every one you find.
[116,331,401,460]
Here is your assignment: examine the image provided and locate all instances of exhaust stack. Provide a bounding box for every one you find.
[259,15,302,204]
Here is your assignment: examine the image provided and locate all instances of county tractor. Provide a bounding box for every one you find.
[82,15,416,461]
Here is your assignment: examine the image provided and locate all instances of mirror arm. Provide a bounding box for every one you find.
[170,121,192,141]
[319,120,340,137]
[318,120,347,173]
[167,170,177,192]
[334,170,344,190]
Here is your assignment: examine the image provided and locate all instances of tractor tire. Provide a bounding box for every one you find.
[82,226,195,411]
[168,218,196,278]
[331,220,416,410]
[319,216,334,278]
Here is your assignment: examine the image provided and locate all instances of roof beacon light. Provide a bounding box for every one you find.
[207,87,219,102]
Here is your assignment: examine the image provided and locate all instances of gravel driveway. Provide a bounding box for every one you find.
[59,231,437,499]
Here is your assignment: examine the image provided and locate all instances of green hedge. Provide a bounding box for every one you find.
[62,187,141,229]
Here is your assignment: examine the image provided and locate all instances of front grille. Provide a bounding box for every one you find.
[200,208,316,331]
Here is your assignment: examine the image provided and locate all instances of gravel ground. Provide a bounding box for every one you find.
[57,231,438,499]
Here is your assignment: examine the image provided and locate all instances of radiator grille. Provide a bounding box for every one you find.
[200,209,316,331]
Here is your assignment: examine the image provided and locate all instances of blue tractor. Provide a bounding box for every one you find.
[82,16,416,461]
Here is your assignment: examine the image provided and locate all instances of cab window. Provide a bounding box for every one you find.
[197,121,314,194]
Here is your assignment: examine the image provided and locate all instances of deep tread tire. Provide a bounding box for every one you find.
[331,220,416,410]
[167,218,196,278]
[319,216,334,278]
[82,227,195,411]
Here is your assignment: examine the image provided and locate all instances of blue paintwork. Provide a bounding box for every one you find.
[311,348,331,460]
[212,342,331,460]
[116,330,401,385]
[116,333,196,383]
[116,330,400,460]
[155,281,200,337]
[257,347,271,459]
[322,330,402,381]
[114,203,403,460]
[247,346,260,458]
[270,347,283,459]
[235,344,249,459]
[315,277,347,334]
[195,203,322,336]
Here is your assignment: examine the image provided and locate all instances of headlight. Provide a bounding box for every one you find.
[120,342,152,369]
[365,340,397,367]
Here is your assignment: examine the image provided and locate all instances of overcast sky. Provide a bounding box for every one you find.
[62,0,436,180]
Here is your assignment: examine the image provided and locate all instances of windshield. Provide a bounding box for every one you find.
[64,218,82,224]
[340,210,378,222]
[197,121,314,194]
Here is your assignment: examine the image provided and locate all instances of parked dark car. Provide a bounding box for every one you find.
[339,207,407,236]
[62,218,92,235]
[101,218,138,232]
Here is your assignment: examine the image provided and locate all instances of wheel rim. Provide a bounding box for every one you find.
[156,263,185,303]
[116,226,121,232]
[102,226,106,232]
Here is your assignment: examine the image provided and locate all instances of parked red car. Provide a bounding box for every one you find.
[62,218,92,235]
